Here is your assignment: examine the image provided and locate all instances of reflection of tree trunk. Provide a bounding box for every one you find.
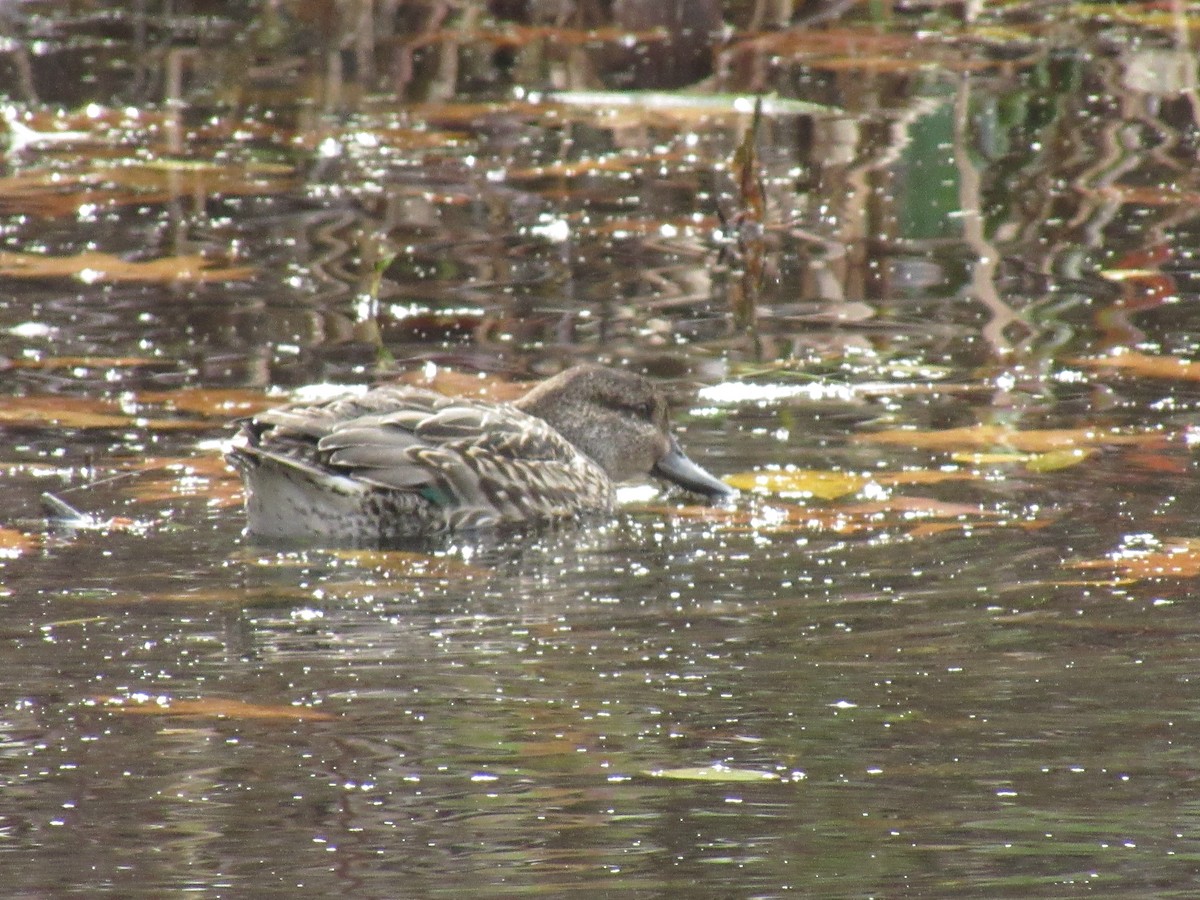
[605,0,721,89]
[953,76,1019,358]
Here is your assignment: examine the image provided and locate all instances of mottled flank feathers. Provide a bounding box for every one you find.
[227,364,733,544]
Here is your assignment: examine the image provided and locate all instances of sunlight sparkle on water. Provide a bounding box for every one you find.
[529,216,570,243]
[8,321,55,338]
[698,381,856,404]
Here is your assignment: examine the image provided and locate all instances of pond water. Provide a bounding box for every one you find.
[4,2,1200,896]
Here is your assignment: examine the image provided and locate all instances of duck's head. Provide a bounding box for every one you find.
[516,364,736,501]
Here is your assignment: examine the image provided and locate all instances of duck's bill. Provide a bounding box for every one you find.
[653,436,738,501]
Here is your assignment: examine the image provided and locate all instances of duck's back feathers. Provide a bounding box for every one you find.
[229,385,614,541]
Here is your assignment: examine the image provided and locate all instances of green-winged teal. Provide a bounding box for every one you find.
[227,364,735,542]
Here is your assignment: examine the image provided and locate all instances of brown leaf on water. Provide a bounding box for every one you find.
[0,250,252,283]
[131,586,308,604]
[840,497,1003,519]
[406,24,672,53]
[327,549,490,581]
[0,158,295,219]
[3,355,163,372]
[876,470,980,487]
[389,367,526,401]
[292,124,469,153]
[98,695,335,721]
[123,463,243,507]
[0,395,135,429]
[907,522,979,538]
[0,395,212,431]
[641,493,1021,536]
[122,455,238,478]
[1088,184,1200,206]
[1068,538,1200,581]
[505,151,670,182]
[728,26,1036,74]
[1122,448,1190,475]
[856,423,1160,453]
[1071,351,1200,382]
[0,527,37,558]
[135,387,277,418]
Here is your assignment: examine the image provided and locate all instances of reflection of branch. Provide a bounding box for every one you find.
[953,77,1020,358]
[1170,0,1200,129]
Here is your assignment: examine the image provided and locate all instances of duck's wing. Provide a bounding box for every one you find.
[229,386,450,482]
[233,387,609,519]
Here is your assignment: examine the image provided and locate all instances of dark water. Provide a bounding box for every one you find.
[4,2,1200,896]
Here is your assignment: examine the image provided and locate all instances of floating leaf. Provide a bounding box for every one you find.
[636,502,867,534]
[950,451,1033,465]
[857,423,1158,453]
[0,158,296,219]
[724,467,977,500]
[98,695,335,721]
[3,355,163,372]
[727,26,1038,75]
[1024,448,1097,472]
[841,497,1004,520]
[389,367,526,402]
[1068,4,1200,33]
[0,527,37,558]
[1069,538,1200,581]
[122,466,243,507]
[640,492,1026,538]
[724,469,868,500]
[131,586,311,604]
[0,395,133,429]
[326,549,490,581]
[0,395,212,431]
[1071,351,1200,382]
[0,250,252,283]
[135,387,277,418]
[648,764,780,782]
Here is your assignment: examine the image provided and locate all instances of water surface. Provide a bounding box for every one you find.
[3,3,1200,896]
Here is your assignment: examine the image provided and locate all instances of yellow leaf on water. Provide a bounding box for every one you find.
[98,695,335,721]
[724,467,977,500]
[724,468,867,500]
[1024,448,1097,472]
[951,451,1034,465]
[0,250,252,283]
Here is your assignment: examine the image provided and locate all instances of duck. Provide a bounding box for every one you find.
[226,363,735,543]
